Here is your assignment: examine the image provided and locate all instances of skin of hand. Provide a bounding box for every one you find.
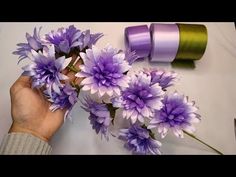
[9,57,83,142]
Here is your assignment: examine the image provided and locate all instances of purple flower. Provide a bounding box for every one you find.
[44,25,103,54]
[76,45,131,97]
[81,96,111,140]
[125,49,139,64]
[144,68,178,90]
[44,84,78,119]
[112,71,165,124]
[77,30,103,51]
[22,45,72,96]
[148,92,201,138]
[44,25,82,54]
[13,27,43,62]
[119,124,162,155]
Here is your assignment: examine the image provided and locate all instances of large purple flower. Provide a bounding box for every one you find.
[13,27,43,62]
[44,84,78,119]
[148,92,201,138]
[112,71,165,124]
[119,124,162,155]
[44,25,103,54]
[81,96,111,140]
[76,45,131,97]
[22,45,72,96]
[144,68,178,90]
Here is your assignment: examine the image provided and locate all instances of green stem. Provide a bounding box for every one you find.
[106,103,118,125]
[141,124,156,140]
[183,130,223,155]
[70,81,81,95]
[67,65,79,73]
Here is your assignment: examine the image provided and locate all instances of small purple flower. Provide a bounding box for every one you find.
[77,30,103,51]
[44,84,78,119]
[81,96,111,140]
[44,25,103,54]
[22,45,72,96]
[44,25,82,54]
[125,49,139,65]
[144,68,178,90]
[112,71,165,124]
[13,27,43,62]
[119,124,162,155]
[76,45,131,97]
[148,92,201,138]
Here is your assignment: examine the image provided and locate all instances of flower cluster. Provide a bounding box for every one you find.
[14,25,103,119]
[75,46,200,154]
[13,25,201,155]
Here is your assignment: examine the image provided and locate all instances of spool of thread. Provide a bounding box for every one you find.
[124,25,151,58]
[175,23,208,61]
[150,23,179,62]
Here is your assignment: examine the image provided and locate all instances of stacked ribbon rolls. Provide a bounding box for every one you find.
[124,23,208,62]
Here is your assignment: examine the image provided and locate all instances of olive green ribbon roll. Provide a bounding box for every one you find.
[175,24,208,61]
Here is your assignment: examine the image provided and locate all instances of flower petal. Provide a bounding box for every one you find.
[63,57,73,70]
[81,77,94,85]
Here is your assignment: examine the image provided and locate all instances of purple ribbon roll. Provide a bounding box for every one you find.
[150,23,179,62]
[125,25,151,58]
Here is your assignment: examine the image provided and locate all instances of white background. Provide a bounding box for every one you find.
[0,22,236,154]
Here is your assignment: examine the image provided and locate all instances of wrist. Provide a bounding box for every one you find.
[9,122,49,142]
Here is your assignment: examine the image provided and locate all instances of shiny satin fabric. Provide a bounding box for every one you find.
[175,23,208,61]
[124,23,208,62]
[150,23,179,62]
[125,25,151,58]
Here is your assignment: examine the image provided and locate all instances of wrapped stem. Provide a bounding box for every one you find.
[183,130,223,155]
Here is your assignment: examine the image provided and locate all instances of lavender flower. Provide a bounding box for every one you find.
[76,45,131,97]
[44,25,82,54]
[44,25,103,54]
[77,30,103,51]
[13,27,43,62]
[144,68,178,90]
[148,92,200,138]
[125,49,139,64]
[22,45,72,96]
[81,96,111,140]
[44,84,78,119]
[119,124,162,155]
[112,71,165,124]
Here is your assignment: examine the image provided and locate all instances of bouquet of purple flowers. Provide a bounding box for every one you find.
[13,25,222,155]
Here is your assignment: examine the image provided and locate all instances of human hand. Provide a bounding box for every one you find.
[9,58,83,142]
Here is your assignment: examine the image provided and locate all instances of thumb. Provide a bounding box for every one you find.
[16,75,32,86]
[12,75,32,92]
[10,75,31,96]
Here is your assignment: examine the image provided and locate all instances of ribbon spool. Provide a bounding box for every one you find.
[175,23,208,61]
[150,23,180,62]
[124,23,208,62]
[124,25,151,58]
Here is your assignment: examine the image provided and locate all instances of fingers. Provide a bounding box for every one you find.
[17,75,31,84]
[15,75,32,88]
